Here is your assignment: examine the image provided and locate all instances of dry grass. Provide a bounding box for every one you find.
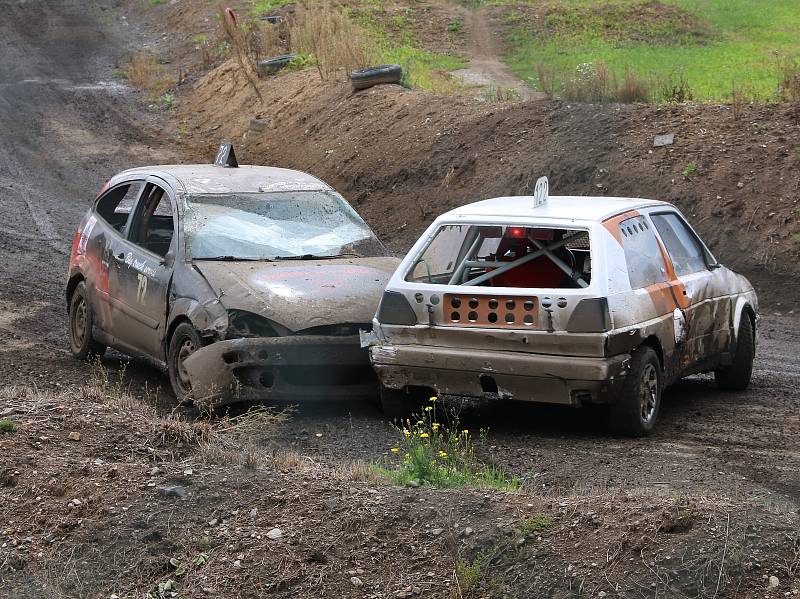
[562,60,617,103]
[289,4,369,80]
[535,62,557,99]
[777,55,800,102]
[219,6,264,104]
[730,79,754,121]
[124,51,174,98]
[617,69,651,103]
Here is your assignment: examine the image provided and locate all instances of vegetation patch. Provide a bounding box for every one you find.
[378,397,519,490]
[122,51,175,99]
[0,418,16,433]
[505,0,800,101]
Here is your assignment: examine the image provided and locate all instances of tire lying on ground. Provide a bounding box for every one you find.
[350,64,403,91]
[257,54,296,77]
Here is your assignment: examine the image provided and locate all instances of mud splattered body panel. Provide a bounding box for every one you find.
[66,164,399,405]
[369,195,758,406]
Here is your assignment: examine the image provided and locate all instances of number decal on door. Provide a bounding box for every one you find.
[136,273,148,304]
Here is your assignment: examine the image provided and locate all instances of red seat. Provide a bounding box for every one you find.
[490,239,565,288]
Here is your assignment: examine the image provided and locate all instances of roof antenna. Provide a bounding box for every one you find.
[533,176,548,208]
[214,142,239,168]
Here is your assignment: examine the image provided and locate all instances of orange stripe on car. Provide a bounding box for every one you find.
[602,210,639,246]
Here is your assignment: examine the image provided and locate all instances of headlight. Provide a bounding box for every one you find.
[225,310,285,339]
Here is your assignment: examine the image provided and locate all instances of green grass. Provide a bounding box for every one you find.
[518,514,553,534]
[0,418,16,433]
[250,0,293,17]
[505,0,800,101]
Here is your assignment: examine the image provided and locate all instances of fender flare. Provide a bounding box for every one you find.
[732,297,755,342]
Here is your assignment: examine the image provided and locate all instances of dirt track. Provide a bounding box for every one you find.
[1,0,799,596]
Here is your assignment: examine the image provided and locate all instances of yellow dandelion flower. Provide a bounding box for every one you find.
[424,406,433,412]
[403,429,411,437]
[419,432,429,438]
[462,429,469,435]
[416,420,424,425]
[390,447,400,453]
[438,451,448,458]
[431,423,440,430]
[429,396,437,402]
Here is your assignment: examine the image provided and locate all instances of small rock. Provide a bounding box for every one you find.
[157,486,186,498]
[233,559,242,568]
[598,592,607,598]
[149,467,162,476]
[407,480,420,488]
[431,528,444,536]
[769,576,780,588]
[412,587,422,596]
[350,576,363,588]
[249,117,267,132]
[462,527,473,536]
[68,431,81,441]
[737,182,745,189]
[208,519,218,527]
[323,498,338,511]
[266,527,283,540]
[183,468,193,476]
[69,498,82,507]
[653,133,675,147]
[249,507,258,518]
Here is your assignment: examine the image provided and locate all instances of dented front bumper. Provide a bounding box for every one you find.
[370,344,630,405]
[183,335,377,406]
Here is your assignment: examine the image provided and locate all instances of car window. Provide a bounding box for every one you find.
[651,213,707,276]
[405,224,591,288]
[128,183,174,258]
[183,191,384,260]
[95,182,144,232]
[619,216,667,289]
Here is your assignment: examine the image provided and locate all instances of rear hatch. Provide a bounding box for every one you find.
[377,222,609,357]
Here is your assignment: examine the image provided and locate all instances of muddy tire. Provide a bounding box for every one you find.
[380,386,424,421]
[350,64,403,91]
[715,315,755,391]
[68,281,106,360]
[609,346,662,437]
[257,54,296,76]
[168,322,202,403]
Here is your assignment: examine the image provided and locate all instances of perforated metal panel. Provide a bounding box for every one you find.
[443,294,539,329]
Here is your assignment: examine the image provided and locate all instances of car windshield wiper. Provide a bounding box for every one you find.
[272,253,361,261]
[193,256,273,262]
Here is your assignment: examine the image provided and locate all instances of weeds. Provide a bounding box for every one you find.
[251,0,293,17]
[160,92,178,111]
[519,514,553,535]
[447,17,464,34]
[219,6,264,104]
[617,69,651,103]
[776,55,800,102]
[123,52,174,99]
[289,5,369,80]
[379,397,518,490]
[453,554,502,598]
[563,61,617,103]
[482,85,520,102]
[683,162,697,178]
[0,418,16,433]
[660,68,694,103]
[535,61,558,99]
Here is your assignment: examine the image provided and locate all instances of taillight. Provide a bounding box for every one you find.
[376,291,418,326]
[566,298,610,333]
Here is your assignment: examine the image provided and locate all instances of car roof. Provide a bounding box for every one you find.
[117,164,332,194]
[441,195,672,223]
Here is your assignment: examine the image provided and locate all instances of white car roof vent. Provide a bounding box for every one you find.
[533,176,548,208]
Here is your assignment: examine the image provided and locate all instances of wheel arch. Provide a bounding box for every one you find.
[65,273,85,311]
[639,334,664,369]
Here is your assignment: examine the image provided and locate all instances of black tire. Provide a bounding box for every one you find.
[350,64,403,91]
[68,281,106,361]
[715,315,755,391]
[609,346,662,437]
[168,322,203,403]
[257,54,296,76]
[380,386,425,421]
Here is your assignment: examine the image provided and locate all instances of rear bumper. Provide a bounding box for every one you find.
[370,344,630,405]
[183,335,376,407]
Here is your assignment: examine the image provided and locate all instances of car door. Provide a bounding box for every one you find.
[106,176,177,359]
[649,210,728,367]
[87,179,146,334]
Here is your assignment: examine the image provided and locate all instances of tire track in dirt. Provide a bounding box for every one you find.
[450,5,540,100]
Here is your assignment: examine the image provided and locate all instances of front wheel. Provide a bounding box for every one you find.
[168,322,202,403]
[609,346,663,437]
[715,315,755,391]
[68,281,106,360]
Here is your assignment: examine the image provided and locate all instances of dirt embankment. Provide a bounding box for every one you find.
[176,63,800,306]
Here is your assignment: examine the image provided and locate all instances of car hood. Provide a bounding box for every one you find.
[193,257,401,332]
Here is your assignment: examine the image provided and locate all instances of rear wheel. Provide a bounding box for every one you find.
[610,346,662,437]
[715,315,755,391]
[68,281,106,360]
[168,322,202,403]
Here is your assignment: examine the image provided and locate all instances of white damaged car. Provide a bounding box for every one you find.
[364,178,758,435]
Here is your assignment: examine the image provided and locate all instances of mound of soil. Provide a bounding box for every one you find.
[176,62,800,305]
